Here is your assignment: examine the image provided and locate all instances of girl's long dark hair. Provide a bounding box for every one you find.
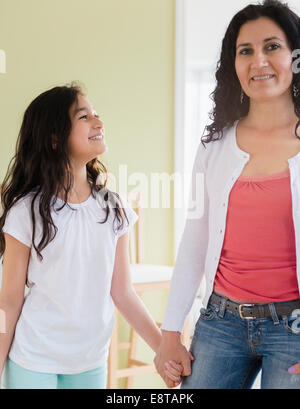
[0,83,128,264]
[203,0,300,147]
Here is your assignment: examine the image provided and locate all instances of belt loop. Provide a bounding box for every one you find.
[269,303,279,325]
[218,296,227,318]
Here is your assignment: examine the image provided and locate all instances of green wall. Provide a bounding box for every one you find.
[0,0,175,389]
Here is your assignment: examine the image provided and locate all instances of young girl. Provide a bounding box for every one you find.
[0,83,181,389]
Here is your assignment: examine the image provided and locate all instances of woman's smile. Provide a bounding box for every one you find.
[251,74,275,82]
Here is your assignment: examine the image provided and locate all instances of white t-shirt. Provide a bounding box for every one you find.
[2,188,138,374]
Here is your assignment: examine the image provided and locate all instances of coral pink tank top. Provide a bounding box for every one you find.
[213,169,299,303]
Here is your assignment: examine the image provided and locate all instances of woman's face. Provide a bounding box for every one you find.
[235,17,294,102]
[67,94,107,165]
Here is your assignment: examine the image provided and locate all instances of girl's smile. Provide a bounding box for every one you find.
[88,130,105,141]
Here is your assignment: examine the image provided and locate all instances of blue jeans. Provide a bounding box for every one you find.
[181,298,300,389]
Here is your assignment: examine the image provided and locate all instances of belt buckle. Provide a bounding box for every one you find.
[238,303,256,319]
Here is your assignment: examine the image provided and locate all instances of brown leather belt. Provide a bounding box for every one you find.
[210,292,300,320]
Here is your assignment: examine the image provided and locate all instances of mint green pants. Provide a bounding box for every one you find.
[1,358,107,389]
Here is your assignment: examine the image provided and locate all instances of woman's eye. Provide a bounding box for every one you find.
[267,43,280,51]
[239,43,280,56]
[79,115,88,120]
[239,48,252,55]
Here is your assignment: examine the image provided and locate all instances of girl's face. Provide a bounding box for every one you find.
[68,94,107,164]
[235,17,294,102]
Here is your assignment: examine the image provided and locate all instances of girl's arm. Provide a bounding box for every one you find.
[0,234,30,379]
[110,232,181,387]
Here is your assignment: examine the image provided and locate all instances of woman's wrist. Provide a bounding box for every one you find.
[161,329,182,342]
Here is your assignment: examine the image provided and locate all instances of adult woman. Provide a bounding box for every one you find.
[155,0,300,389]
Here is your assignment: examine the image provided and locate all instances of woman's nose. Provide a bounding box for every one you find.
[251,50,269,69]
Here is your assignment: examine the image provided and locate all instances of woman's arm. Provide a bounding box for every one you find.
[110,232,181,387]
[161,142,209,333]
[155,143,208,383]
[0,234,30,379]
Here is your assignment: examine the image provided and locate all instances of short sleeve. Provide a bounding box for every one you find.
[115,196,138,238]
[2,200,32,248]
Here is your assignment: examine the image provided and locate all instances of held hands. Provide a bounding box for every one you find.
[154,331,194,388]
[163,353,194,387]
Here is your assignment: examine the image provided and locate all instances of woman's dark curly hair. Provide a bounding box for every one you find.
[0,83,128,265]
[203,0,300,146]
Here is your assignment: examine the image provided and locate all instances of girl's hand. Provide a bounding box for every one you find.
[288,362,300,374]
[164,360,184,387]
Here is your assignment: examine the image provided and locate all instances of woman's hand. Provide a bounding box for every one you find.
[154,330,194,388]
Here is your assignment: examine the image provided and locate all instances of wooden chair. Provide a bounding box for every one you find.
[107,193,190,389]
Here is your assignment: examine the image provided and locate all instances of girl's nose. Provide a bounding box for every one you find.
[94,117,103,129]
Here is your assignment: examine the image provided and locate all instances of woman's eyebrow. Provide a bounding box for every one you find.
[236,36,284,50]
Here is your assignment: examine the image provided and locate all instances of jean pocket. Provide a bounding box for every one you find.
[282,309,300,335]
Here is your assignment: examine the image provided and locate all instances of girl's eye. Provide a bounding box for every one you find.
[79,115,88,120]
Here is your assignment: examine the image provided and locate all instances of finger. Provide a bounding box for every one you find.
[163,373,175,388]
[182,358,192,376]
[164,363,182,380]
[163,366,180,382]
[288,362,300,374]
[189,352,195,361]
[167,360,184,373]
[164,366,182,381]
[164,369,181,382]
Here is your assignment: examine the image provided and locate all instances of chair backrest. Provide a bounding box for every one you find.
[128,192,144,264]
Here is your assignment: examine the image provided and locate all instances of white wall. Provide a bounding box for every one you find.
[186,0,300,68]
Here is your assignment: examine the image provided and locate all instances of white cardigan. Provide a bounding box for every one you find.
[161,120,300,333]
